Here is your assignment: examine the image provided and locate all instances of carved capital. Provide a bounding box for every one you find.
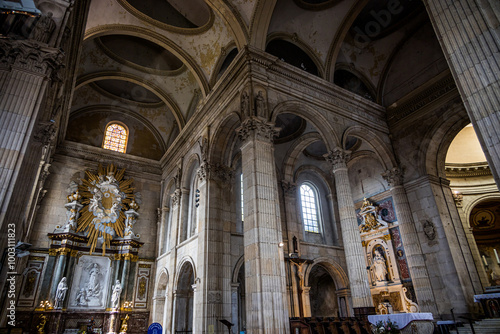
[452,191,463,207]
[0,39,64,75]
[236,117,280,143]
[171,189,181,207]
[324,147,351,171]
[281,180,297,196]
[197,163,234,183]
[382,167,405,187]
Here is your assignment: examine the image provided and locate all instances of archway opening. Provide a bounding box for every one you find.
[309,264,338,317]
[175,263,194,333]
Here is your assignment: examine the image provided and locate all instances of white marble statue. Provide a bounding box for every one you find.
[373,249,388,282]
[86,263,101,297]
[111,280,122,309]
[54,277,68,308]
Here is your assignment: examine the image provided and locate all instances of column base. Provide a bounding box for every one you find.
[353,306,376,318]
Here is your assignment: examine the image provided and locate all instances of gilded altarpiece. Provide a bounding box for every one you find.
[357,197,418,314]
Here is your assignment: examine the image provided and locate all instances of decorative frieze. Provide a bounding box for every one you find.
[197,163,234,183]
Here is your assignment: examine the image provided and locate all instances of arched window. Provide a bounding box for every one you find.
[103,123,128,153]
[300,183,320,233]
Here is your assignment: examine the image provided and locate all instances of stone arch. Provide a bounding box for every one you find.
[231,255,246,333]
[304,258,350,317]
[84,25,210,97]
[173,260,196,334]
[153,268,169,323]
[270,100,340,150]
[464,195,500,221]
[210,111,242,167]
[283,132,324,182]
[304,257,348,290]
[421,101,469,179]
[75,71,185,129]
[342,125,397,171]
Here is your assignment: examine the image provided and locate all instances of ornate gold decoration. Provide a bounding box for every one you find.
[37,314,48,334]
[138,263,151,268]
[49,249,58,256]
[77,164,136,254]
[138,277,147,300]
[119,314,129,333]
[358,198,387,233]
[472,209,495,230]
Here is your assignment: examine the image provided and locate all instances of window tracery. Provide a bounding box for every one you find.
[103,123,128,153]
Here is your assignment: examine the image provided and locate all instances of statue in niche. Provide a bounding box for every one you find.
[111,280,122,309]
[241,92,250,117]
[31,12,56,44]
[255,91,266,118]
[86,263,101,297]
[54,277,68,308]
[372,249,388,283]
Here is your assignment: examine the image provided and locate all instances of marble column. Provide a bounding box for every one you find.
[236,117,290,334]
[324,148,374,316]
[423,0,500,187]
[382,168,439,314]
[51,249,69,303]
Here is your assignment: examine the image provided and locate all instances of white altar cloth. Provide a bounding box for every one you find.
[474,293,500,302]
[368,313,434,329]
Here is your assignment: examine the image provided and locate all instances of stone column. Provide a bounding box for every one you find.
[302,286,312,317]
[382,168,438,314]
[236,117,290,334]
[120,254,131,306]
[324,148,374,316]
[423,0,500,187]
[0,39,62,230]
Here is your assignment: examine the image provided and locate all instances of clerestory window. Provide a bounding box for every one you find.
[103,122,128,153]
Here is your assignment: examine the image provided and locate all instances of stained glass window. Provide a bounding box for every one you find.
[300,183,320,233]
[103,123,127,153]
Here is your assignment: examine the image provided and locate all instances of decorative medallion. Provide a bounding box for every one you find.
[422,220,436,240]
[472,209,495,230]
[77,164,136,254]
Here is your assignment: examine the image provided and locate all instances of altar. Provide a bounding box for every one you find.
[368,313,434,334]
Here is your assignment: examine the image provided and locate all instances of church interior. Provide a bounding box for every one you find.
[1,0,500,333]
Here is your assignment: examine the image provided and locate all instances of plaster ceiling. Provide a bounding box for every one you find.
[68,0,449,160]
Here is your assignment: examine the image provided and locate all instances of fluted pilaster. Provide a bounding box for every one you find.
[238,117,289,333]
[423,0,500,187]
[382,168,438,314]
[325,148,374,314]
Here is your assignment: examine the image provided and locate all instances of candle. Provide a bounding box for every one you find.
[495,249,500,264]
[483,255,488,266]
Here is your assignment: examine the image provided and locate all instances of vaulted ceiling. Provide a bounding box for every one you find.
[67,0,447,160]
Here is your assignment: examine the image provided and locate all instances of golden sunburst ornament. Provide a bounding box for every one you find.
[77,164,135,254]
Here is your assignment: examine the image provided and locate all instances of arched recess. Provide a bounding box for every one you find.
[210,111,242,167]
[266,34,324,78]
[342,126,397,171]
[174,260,196,334]
[250,0,278,49]
[210,43,239,86]
[204,0,249,49]
[153,269,169,323]
[421,101,469,179]
[283,132,324,182]
[76,71,185,129]
[334,64,376,101]
[160,179,176,254]
[70,105,167,152]
[325,0,371,81]
[84,25,210,97]
[270,101,340,150]
[231,255,246,333]
[179,154,201,242]
[303,258,350,317]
